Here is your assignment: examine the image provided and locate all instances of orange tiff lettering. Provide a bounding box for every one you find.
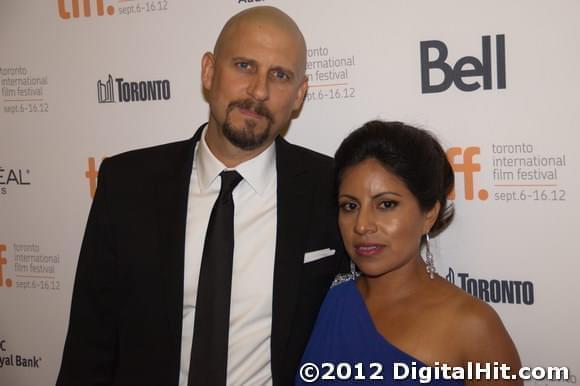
[446,146,488,201]
[58,0,113,19]
[86,157,101,199]
[0,244,12,288]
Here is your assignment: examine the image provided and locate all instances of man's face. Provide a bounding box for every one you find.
[202,20,308,151]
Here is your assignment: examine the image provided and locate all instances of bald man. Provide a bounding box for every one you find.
[57,6,345,386]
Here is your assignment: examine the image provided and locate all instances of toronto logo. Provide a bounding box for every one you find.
[97,74,171,103]
[446,267,534,305]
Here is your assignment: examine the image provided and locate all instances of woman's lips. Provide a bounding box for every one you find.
[354,244,385,256]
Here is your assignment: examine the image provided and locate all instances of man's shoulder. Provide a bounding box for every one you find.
[276,137,334,170]
[102,137,195,175]
[107,137,193,163]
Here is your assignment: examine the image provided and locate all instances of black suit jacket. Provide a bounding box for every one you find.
[57,126,346,386]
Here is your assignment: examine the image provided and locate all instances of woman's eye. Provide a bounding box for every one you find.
[379,200,398,209]
[339,202,358,212]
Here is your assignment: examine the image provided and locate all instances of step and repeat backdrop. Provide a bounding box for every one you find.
[1,1,578,385]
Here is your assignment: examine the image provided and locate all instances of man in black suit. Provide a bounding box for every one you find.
[57,5,345,386]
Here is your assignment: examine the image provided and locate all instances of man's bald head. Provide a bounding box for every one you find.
[213,6,307,75]
[201,6,310,165]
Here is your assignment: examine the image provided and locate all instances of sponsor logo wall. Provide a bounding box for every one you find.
[1,1,578,385]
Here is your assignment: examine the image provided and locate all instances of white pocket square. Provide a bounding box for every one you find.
[303,248,336,264]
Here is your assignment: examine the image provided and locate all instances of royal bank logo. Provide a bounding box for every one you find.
[97,74,171,103]
[0,166,32,196]
[420,34,506,93]
[0,339,42,369]
[58,0,116,19]
[446,267,534,305]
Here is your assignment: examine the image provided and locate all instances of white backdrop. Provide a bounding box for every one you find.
[1,1,578,385]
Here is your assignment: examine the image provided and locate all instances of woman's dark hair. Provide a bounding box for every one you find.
[334,120,455,237]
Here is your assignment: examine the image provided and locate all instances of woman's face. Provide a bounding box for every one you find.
[338,158,438,277]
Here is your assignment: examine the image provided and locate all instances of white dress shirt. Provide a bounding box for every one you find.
[179,126,277,385]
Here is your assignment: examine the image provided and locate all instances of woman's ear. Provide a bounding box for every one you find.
[423,201,441,234]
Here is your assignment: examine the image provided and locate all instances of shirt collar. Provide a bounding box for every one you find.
[195,125,276,195]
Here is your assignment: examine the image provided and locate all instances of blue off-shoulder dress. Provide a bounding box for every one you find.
[296,280,464,385]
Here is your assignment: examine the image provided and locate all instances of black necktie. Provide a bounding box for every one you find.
[189,170,243,385]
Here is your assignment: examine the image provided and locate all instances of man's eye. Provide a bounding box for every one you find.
[236,62,251,70]
[379,200,398,209]
[271,70,289,81]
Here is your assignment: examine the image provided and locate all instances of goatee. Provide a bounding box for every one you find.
[222,99,274,150]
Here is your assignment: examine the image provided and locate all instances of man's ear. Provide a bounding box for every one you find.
[423,201,441,235]
[293,76,309,111]
[201,52,215,91]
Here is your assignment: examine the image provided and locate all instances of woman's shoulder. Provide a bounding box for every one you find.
[442,280,504,333]
[429,277,520,365]
[327,277,357,298]
[429,278,505,335]
[314,278,357,312]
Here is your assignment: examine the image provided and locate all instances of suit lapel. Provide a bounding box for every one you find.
[271,136,314,381]
[154,129,313,381]
[156,125,204,368]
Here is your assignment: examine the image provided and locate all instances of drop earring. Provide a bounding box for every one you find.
[425,233,436,279]
[350,260,359,280]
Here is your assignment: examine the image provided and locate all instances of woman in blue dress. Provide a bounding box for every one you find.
[297,121,521,385]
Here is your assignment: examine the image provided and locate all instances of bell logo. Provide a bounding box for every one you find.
[0,244,12,288]
[447,147,488,201]
[420,35,506,93]
[58,0,115,19]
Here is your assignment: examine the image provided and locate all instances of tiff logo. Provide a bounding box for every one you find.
[420,35,506,93]
[446,147,488,201]
[97,75,115,103]
[0,244,12,288]
[86,157,104,198]
[58,0,115,19]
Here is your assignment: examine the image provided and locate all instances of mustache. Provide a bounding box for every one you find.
[226,99,274,123]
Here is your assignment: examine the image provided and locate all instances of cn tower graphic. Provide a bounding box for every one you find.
[97,74,115,103]
[446,267,455,285]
